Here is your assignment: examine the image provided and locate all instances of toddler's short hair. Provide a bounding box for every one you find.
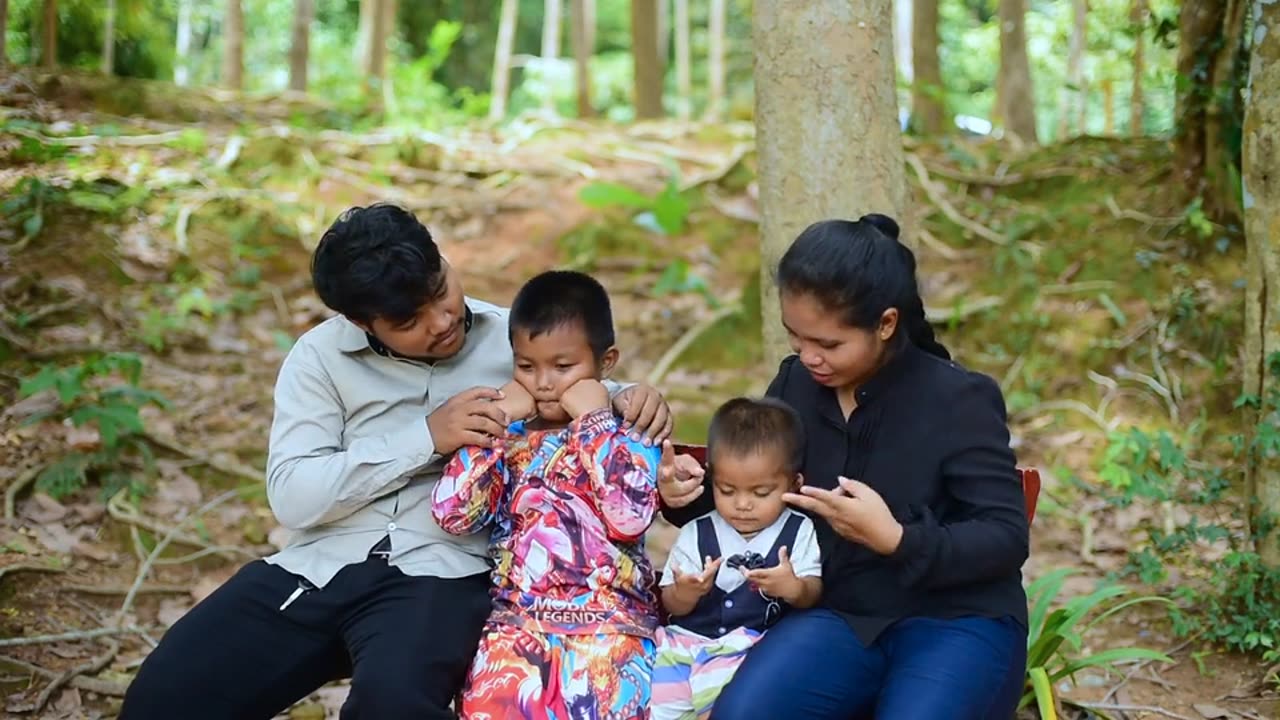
[706,396,804,475]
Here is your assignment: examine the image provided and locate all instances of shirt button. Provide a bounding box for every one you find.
[724,599,734,608]
[718,627,727,635]
[387,522,398,532]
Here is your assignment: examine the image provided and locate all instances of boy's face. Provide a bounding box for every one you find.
[512,322,617,424]
[711,448,797,536]
[361,263,468,360]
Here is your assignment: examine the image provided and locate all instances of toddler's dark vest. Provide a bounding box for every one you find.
[672,513,804,638]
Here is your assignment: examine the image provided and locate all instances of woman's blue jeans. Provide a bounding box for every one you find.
[708,609,1026,720]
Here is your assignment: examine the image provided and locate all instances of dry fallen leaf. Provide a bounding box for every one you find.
[20,493,69,524]
[156,597,193,628]
[1192,704,1232,719]
[32,521,84,555]
[63,424,102,452]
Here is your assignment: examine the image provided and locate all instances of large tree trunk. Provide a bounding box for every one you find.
[489,0,519,121]
[1058,0,1086,140]
[290,0,312,92]
[910,0,946,134]
[1130,0,1145,134]
[995,0,1037,145]
[1175,0,1247,220]
[41,0,56,69]
[175,0,191,85]
[755,0,906,366]
[673,0,691,120]
[1243,0,1280,567]
[541,0,562,113]
[102,0,115,75]
[632,0,663,119]
[706,0,726,121]
[570,0,594,117]
[222,0,243,89]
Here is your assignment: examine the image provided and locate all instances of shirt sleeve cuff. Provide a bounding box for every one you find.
[400,416,439,471]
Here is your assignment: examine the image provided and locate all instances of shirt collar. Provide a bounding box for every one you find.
[816,340,920,424]
[336,303,476,357]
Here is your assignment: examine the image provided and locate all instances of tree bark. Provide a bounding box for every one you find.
[673,0,691,120]
[657,0,669,79]
[356,0,377,74]
[222,0,243,89]
[175,0,192,85]
[41,0,56,69]
[102,0,115,75]
[706,0,726,121]
[631,0,663,119]
[1175,0,1247,220]
[1103,78,1114,134]
[541,0,562,113]
[1243,0,1280,567]
[364,0,390,99]
[755,0,906,366]
[289,0,312,92]
[570,0,594,117]
[911,0,946,134]
[1130,0,1145,134]
[489,0,519,121]
[996,0,1037,145]
[1058,0,1086,140]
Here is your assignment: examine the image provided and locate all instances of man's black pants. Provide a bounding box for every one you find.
[118,551,491,720]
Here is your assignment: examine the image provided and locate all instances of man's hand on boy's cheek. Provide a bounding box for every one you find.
[613,384,672,445]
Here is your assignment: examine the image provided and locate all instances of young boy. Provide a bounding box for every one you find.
[651,397,823,720]
[432,270,661,720]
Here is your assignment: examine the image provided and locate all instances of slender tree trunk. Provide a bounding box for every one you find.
[1058,0,1086,140]
[1102,78,1114,134]
[102,0,115,75]
[911,0,946,134]
[541,0,562,113]
[41,0,56,69]
[996,0,1037,145]
[673,0,691,120]
[755,0,906,366]
[706,0,726,121]
[222,0,243,89]
[380,0,398,110]
[175,0,192,85]
[632,0,663,119]
[656,0,669,79]
[490,0,519,121]
[1130,0,1145,134]
[289,0,312,92]
[364,0,389,100]
[1175,0,1247,220]
[1243,0,1280,567]
[0,0,7,66]
[357,0,377,74]
[570,0,594,117]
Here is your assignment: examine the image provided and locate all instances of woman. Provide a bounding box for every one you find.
[658,215,1029,719]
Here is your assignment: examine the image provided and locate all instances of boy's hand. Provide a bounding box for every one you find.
[494,381,536,425]
[560,379,611,419]
[743,547,804,604]
[671,556,724,602]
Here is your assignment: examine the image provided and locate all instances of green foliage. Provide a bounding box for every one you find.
[1098,353,1280,675]
[18,354,169,500]
[578,171,691,237]
[1021,568,1173,711]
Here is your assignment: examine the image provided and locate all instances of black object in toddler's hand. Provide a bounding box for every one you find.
[725,551,766,571]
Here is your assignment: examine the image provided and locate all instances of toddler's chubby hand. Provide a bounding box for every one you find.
[743,547,804,604]
[671,555,724,602]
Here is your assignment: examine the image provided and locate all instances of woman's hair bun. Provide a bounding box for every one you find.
[858,213,900,240]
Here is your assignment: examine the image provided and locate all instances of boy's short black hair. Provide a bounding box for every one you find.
[707,397,805,475]
[311,204,444,326]
[509,271,615,359]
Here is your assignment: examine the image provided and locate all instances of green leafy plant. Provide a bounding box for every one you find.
[578,169,691,237]
[18,353,169,499]
[1022,569,1173,716]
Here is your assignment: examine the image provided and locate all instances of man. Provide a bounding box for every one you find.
[120,204,674,720]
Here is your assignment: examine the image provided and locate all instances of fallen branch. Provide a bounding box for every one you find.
[678,143,751,192]
[4,464,45,522]
[143,431,263,483]
[1071,701,1192,720]
[923,296,1003,324]
[1013,399,1116,433]
[0,654,128,698]
[905,153,1009,246]
[106,491,251,562]
[1104,196,1185,226]
[23,639,120,714]
[647,302,742,386]
[5,127,188,147]
[116,489,243,625]
[0,626,147,649]
[0,563,65,584]
[920,161,1077,187]
[63,583,190,596]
